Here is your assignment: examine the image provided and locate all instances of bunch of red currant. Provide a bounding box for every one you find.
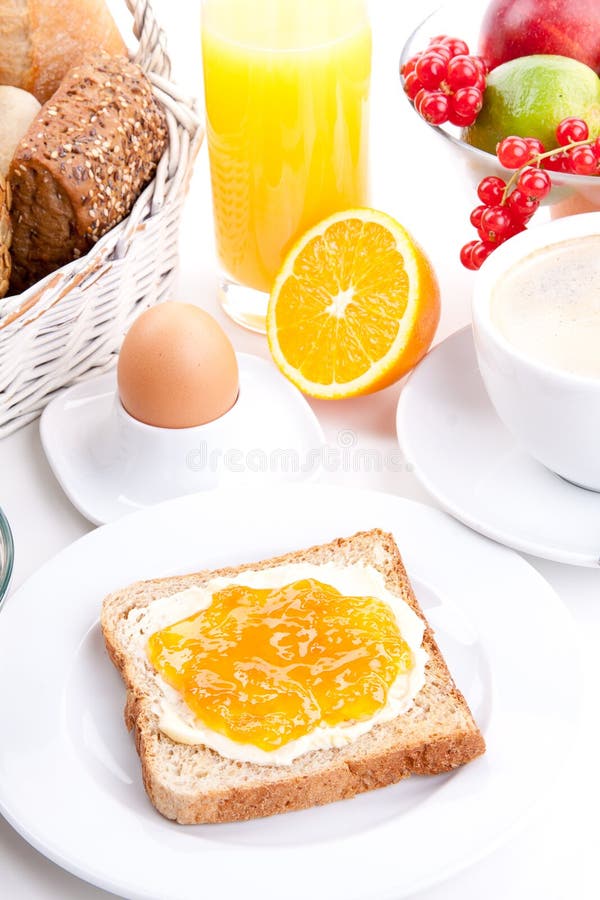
[461,117,600,270]
[496,118,600,175]
[401,34,488,127]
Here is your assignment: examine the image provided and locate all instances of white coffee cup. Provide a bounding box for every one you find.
[472,212,600,492]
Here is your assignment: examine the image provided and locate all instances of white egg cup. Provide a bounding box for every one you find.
[41,353,325,524]
[100,396,226,503]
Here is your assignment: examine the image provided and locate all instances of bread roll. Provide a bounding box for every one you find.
[0,0,126,103]
[9,53,168,293]
[0,176,11,299]
[0,85,41,176]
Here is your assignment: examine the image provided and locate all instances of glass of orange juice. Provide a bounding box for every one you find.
[201,0,372,332]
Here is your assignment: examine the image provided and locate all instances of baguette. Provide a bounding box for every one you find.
[0,0,126,103]
[8,52,168,293]
[102,529,485,824]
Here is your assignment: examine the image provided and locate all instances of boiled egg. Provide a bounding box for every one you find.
[117,303,239,428]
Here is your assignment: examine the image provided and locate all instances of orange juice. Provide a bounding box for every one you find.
[201,0,371,295]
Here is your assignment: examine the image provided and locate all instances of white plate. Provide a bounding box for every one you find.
[397,327,600,567]
[0,485,580,900]
[40,354,324,525]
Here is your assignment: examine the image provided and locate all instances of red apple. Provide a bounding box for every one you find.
[479,0,600,74]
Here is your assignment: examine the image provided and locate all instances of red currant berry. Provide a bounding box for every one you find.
[568,145,597,175]
[446,54,480,90]
[404,71,423,101]
[556,117,589,146]
[507,189,539,221]
[440,37,470,57]
[448,107,478,127]
[451,86,483,120]
[543,152,569,172]
[473,71,487,91]
[470,205,487,228]
[509,221,527,237]
[517,167,552,200]
[415,52,448,90]
[497,136,531,169]
[480,205,514,242]
[524,137,545,157]
[427,43,453,63]
[460,240,480,270]
[477,176,506,206]
[471,55,489,75]
[416,90,450,125]
[472,241,495,268]
[401,54,421,78]
[592,136,600,158]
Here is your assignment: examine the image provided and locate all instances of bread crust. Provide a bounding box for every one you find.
[9,52,167,292]
[0,0,126,103]
[0,175,11,299]
[0,85,40,177]
[102,530,486,824]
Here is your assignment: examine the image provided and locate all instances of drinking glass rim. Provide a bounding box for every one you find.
[201,0,370,53]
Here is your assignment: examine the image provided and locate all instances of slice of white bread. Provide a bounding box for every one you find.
[101,529,485,824]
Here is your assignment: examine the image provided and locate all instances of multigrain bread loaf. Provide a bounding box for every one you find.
[9,52,168,293]
[0,0,126,103]
[0,176,11,298]
[101,529,486,824]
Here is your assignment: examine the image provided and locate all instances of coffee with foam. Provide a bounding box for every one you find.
[491,235,600,379]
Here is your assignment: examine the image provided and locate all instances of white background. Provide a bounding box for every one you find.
[1,0,599,897]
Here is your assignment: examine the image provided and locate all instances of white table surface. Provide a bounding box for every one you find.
[1,1,598,897]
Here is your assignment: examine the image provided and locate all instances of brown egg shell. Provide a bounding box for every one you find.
[117,303,239,429]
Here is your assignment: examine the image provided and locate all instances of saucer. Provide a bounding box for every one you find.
[397,327,600,567]
[41,353,325,525]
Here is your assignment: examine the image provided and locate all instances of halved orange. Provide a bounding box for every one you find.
[267,209,440,399]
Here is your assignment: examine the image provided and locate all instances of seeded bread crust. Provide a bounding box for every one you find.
[101,530,486,824]
[0,175,11,298]
[9,52,167,292]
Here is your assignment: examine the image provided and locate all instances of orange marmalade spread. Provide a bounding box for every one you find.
[147,578,413,751]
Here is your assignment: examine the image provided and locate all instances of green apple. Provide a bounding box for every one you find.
[465,54,600,153]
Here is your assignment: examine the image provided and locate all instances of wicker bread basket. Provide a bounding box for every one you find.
[0,0,203,437]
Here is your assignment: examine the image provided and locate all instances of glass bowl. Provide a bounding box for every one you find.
[399,1,600,214]
[0,508,14,610]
